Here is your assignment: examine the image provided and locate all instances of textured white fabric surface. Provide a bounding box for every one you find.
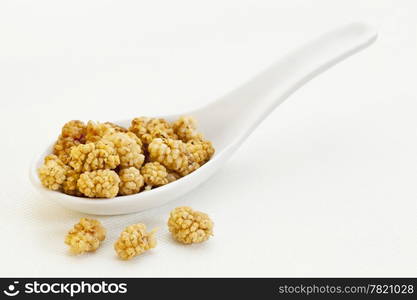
[0,0,416,277]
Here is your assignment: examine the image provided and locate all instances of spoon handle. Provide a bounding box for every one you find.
[196,23,377,145]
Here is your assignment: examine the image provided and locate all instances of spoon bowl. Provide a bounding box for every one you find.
[30,23,377,215]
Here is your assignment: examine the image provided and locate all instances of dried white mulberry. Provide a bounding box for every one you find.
[85,121,116,143]
[173,116,198,142]
[148,138,199,176]
[168,206,213,244]
[77,169,120,198]
[65,218,106,254]
[53,120,87,164]
[39,116,214,199]
[53,137,81,165]
[62,169,82,196]
[186,137,215,165]
[140,162,169,187]
[129,117,177,145]
[104,132,144,169]
[119,167,144,195]
[38,155,68,190]
[114,223,157,260]
[61,120,86,141]
[104,122,128,133]
[69,140,120,172]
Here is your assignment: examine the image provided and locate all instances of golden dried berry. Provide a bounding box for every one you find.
[168,206,213,244]
[85,121,116,143]
[53,136,82,165]
[52,121,87,164]
[77,169,120,198]
[125,131,143,148]
[38,116,214,199]
[69,141,120,172]
[114,223,157,260]
[128,117,149,137]
[141,162,169,187]
[38,155,68,190]
[119,167,144,195]
[62,169,82,196]
[104,132,144,169]
[173,116,198,142]
[148,138,199,176]
[129,117,177,145]
[186,137,215,165]
[65,218,106,254]
[61,120,86,141]
[104,122,128,133]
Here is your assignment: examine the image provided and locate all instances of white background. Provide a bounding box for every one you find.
[0,0,416,277]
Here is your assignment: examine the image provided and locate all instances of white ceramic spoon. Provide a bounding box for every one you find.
[30,23,377,215]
